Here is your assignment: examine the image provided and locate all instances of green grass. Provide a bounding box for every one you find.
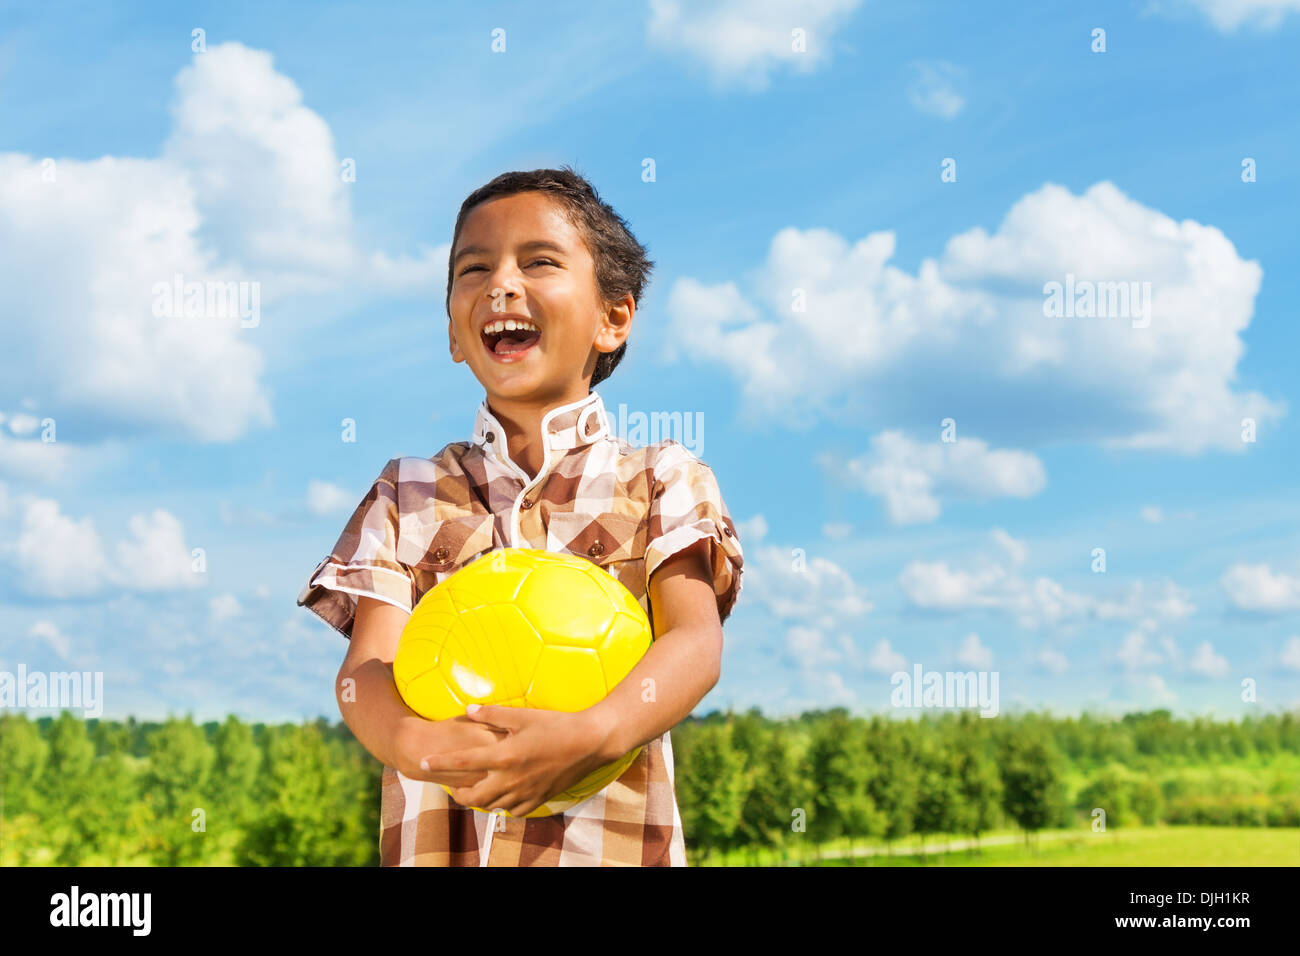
[699,826,1300,867]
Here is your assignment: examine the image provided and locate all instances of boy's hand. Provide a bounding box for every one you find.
[420,705,612,818]
[394,713,509,788]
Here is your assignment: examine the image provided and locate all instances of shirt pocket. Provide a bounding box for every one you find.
[397,512,497,575]
[545,511,650,607]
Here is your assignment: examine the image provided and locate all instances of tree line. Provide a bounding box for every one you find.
[1,708,1297,866]
[673,708,1300,863]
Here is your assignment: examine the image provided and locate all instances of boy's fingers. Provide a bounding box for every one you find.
[421,743,504,772]
[464,703,518,729]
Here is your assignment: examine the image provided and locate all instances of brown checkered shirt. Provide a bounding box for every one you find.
[297,389,744,866]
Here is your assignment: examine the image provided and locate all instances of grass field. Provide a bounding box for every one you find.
[700,826,1300,867]
[9,824,1299,866]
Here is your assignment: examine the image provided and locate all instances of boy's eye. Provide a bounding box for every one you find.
[458,259,557,277]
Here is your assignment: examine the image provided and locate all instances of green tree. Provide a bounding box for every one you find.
[912,734,962,857]
[0,714,49,816]
[675,720,748,864]
[236,722,373,866]
[952,730,1002,847]
[0,714,51,865]
[1076,763,1163,828]
[805,713,883,860]
[141,716,216,866]
[42,711,97,864]
[73,723,141,864]
[997,730,1068,847]
[211,716,261,828]
[862,716,917,851]
[731,710,800,864]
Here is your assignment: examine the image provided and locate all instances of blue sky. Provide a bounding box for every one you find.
[1,0,1297,723]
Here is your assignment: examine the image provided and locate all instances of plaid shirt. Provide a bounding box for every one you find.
[297,389,744,866]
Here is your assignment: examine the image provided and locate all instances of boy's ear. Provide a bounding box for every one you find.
[449,318,466,363]
[594,294,634,354]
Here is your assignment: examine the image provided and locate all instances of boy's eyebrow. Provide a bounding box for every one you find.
[453,239,567,264]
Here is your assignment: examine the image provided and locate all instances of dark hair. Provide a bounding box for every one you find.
[446,165,654,388]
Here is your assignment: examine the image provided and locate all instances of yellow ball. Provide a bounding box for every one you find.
[393,547,653,817]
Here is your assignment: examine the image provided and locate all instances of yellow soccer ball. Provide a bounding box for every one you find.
[393,547,653,817]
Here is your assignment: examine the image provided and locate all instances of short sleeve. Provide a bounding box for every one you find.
[645,441,744,625]
[296,457,416,640]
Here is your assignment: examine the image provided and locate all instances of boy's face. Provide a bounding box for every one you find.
[448,192,632,405]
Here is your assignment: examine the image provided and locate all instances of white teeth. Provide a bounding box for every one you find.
[482,318,538,335]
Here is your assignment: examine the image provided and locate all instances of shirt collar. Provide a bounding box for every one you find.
[471,389,611,455]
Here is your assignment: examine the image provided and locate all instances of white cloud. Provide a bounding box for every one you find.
[5,495,199,598]
[899,546,1194,631]
[906,60,966,118]
[161,44,359,278]
[0,427,102,483]
[365,245,452,296]
[1221,562,1300,612]
[1035,647,1069,675]
[306,480,355,517]
[744,540,873,630]
[1150,0,1300,31]
[1112,628,1230,680]
[991,528,1029,567]
[814,669,857,703]
[844,431,1045,525]
[956,632,993,668]
[1281,636,1300,672]
[0,42,458,444]
[822,521,852,540]
[10,498,110,599]
[866,639,907,674]
[1139,673,1178,706]
[1141,505,1164,523]
[1093,580,1196,622]
[666,181,1283,453]
[785,625,857,668]
[736,514,769,544]
[29,620,71,661]
[1117,629,1167,670]
[1188,640,1230,678]
[0,148,275,442]
[899,560,1014,612]
[114,510,198,591]
[646,0,862,90]
[210,594,243,623]
[6,412,39,436]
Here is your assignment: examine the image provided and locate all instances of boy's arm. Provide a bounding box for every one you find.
[339,596,505,783]
[584,538,723,763]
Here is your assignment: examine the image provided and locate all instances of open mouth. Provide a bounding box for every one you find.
[481,319,541,359]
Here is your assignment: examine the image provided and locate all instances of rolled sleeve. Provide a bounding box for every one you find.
[645,442,744,625]
[296,458,416,640]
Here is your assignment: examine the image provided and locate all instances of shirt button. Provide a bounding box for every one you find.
[485,431,495,443]
[723,526,735,537]
[588,540,605,558]
[521,496,534,509]
[433,546,451,562]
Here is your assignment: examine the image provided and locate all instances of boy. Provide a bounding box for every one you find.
[297,167,744,866]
